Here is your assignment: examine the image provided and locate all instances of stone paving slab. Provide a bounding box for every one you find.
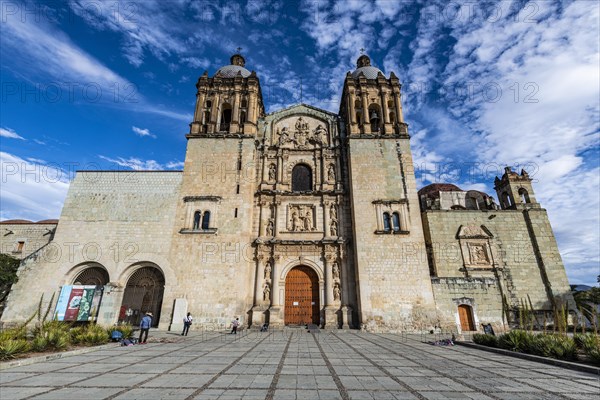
[1,332,598,400]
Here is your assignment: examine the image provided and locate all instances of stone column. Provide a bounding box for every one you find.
[252,256,266,327]
[232,91,240,123]
[248,90,257,124]
[258,200,265,237]
[381,91,390,124]
[269,255,283,327]
[394,89,404,122]
[361,91,369,132]
[323,200,330,234]
[348,92,356,124]
[324,253,338,328]
[194,91,206,122]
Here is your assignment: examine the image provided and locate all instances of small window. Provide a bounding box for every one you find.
[16,241,25,252]
[392,212,400,232]
[356,112,361,125]
[241,98,248,108]
[291,164,312,192]
[240,111,246,124]
[383,213,391,232]
[193,211,201,230]
[236,185,240,194]
[389,112,396,124]
[354,99,361,109]
[206,100,212,108]
[201,211,211,230]
[234,208,238,218]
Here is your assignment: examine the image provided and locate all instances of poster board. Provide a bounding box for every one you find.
[54,285,102,322]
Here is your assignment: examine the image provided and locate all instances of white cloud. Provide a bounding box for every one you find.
[132,126,156,138]
[2,10,190,121]
[0,152,70,221]
[0,127,25,140]
[98,155,182,171]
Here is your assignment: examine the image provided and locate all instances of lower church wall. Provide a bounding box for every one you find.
[431,277,506,334]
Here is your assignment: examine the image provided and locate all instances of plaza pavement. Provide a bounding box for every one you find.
[0,329,598,400]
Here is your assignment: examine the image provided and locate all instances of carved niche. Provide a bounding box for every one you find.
[287,204,316,232]
[457,224,494,269]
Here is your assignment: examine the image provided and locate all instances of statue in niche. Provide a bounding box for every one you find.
[330,204,337,221]
[332,262,340,280]
[303,209,313,231]
[263,283,271,302]
[328,164,336,181]
[268,164,277,182]
[264,261,272,280]
[330,220,338,236]
[266,219,274,237]
[333,283,341,301]
[292,211,302,231]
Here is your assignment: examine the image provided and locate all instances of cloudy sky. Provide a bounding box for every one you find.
[1,0,598,285]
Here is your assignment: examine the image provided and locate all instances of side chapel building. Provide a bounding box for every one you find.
[0,54,574,333]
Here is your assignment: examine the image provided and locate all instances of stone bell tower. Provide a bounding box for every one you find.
[494,167,540,209]
[341,54,435,328]
[168,53,265,327]
[189,52,264,135]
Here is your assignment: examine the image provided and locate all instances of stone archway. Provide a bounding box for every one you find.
[73,266,109,286]
[284,266,320,325]
[119,266,165,327]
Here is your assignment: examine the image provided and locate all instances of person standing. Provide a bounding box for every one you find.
[139,312,153,344]
[230,317,240,334]
[182,312,193,336]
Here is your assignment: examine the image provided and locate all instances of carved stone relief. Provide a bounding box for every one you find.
[287,204,316,232]
[333,282,341,301]
[275,117,329,149]
[468,243,490,265]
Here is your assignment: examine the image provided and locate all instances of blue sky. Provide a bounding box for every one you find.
[1,0,598,285]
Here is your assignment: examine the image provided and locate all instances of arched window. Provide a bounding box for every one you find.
[389,111,396,124]
[392,212,400,232]
[292,164,312,192]
[354,99,362,109]
[383,213,391,232]
[356,112,362,125]
[501,192,512,209]
[519,188,530,203]
[206,100,212,109]
[201,211,211,230]
[193,211,201,230]
[369,106,381,133]
[240,111,246,124]
[241,98,248,108]
[220,103,232,132]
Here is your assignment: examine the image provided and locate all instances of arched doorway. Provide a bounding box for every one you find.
[73,266,109,286]
[284,266,320,325]
[119,266,165,327]
[458,304,475,331]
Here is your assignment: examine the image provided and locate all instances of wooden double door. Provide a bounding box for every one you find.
[284,266,320,325]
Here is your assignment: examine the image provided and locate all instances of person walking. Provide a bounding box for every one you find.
[181,312,193,336]
[230,317,240,334]
[139,312,152,344]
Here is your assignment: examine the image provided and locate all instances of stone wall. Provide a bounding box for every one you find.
[422,208,574,312]
[1,171,182,327]
[347,138,435,328]
[0,222,56,259]
[167,137,257,328]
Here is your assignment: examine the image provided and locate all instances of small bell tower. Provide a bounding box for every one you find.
[494,167,539,209]
[339,54,407,136]
[189,52,264,136]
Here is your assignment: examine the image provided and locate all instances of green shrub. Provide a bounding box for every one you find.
[530,334,577,361]
[31,336,48,352]
[70,326,86,344]
[0,326,28,341]
[498,330,534,352]
[473,333,498,347]
[0,339,30,360]
[81,324,109,345]
[574,333,600,364]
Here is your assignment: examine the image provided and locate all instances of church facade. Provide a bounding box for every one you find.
[1,54,574,333]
